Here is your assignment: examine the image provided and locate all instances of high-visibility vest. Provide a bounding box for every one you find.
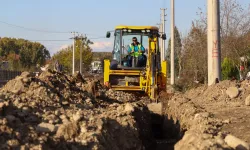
[130,44,142,57]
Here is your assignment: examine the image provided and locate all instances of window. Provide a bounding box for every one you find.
[113,30,121,62]
[122,34,149,56]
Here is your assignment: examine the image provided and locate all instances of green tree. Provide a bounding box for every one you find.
[222,57,238,80]
[0,37,50,71]
[52,36,93,73]
[19,42,50,69]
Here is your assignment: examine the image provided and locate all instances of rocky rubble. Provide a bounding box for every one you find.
[163,80,250,150]
[0,70,154,150]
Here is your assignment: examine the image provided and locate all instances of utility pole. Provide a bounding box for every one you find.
[71,31,78,74]
[161,8,167,61]
[79,34,85,74]
[207,0,221,85]
[170,0,175,85]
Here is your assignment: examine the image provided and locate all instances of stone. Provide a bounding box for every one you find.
[55,110,60,116]
[81,126,88,133]
[226,87,239,98]
[147,103,163,115]
[117,106,123,112]
[96,119,103,130]
[20,145,28,150]
[60,115,67,120]
[22,78,30,83]
[7,139,20,147]
[49,120,55,124]
[194,112,210,120]
[223,119,231,124]
[85,98,92,104]
[56,122,79,140]
[62,101,69,105]
[0,102,5,109]
[5,79,25,94]
[22,106,31,113]
[36,123,56,133]
[20,72,31,78]
[6,115,16,122]
[215,136,226,145]
[245,95,250,106]
[124,103,135,114]
[224,134,250,150]
[73,113,82,122]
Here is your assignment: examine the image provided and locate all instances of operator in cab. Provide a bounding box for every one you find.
[127,37,146,67]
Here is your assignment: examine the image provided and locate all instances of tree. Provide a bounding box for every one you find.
[222,57,238,80]
[182,22,207,83]
[166,26,182,77]
[19,42,50,69]
[52,36,93,73]
[179,0,250,86]
[75,37,93,71]
[0,37,50,71]
[196,0,250,79]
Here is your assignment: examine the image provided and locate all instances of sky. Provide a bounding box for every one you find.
[0,0,249,56]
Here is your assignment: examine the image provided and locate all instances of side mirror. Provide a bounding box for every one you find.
[106,32,111,38]
[162,34,167,40]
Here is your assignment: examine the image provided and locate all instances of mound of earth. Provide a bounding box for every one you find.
[0,70,154,150]
[163,80,250,150]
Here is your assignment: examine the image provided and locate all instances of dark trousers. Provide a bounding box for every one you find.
[127,55,147,67]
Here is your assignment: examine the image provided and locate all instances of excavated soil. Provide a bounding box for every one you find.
[0,70,155,150]
[162,80,250,149]
[2,70,250,150]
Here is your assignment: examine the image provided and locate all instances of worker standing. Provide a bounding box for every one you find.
[240,65,245,80]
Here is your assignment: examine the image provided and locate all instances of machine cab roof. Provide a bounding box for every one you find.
[115,25,159,30]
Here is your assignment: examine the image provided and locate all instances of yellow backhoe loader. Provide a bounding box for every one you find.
[104,25,167,101]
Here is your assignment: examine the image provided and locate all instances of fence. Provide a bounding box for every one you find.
[0,70,22,86]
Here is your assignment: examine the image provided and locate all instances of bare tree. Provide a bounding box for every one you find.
[181,0,250,84]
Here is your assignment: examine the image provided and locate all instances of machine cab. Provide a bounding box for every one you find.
[106,25,166,70]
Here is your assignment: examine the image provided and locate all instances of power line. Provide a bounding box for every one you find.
[0,20,106,37]
[89,36,106,39]
[0,20,71,33]
[31,37,107,41]
[31,40,70,42]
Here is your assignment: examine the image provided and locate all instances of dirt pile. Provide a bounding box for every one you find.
[0,71,154,150]
[164,80,250,150]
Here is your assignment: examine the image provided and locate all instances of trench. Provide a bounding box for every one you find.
[150,113,185,150]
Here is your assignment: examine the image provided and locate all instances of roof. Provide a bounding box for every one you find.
[115,25,158,30]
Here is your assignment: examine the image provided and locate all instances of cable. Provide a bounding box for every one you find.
[0,20,106,36]
[89,36,107,40]
[0,20,71,33]
[31,40,70,42]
